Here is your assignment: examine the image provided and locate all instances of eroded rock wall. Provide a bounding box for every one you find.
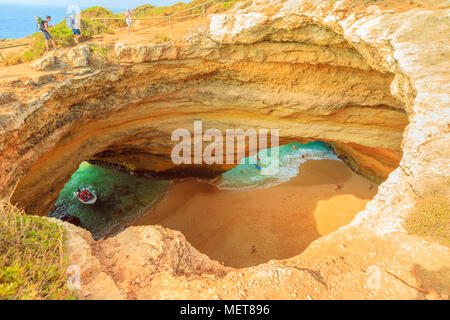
[1,8,410,215]
[0,0,449,300]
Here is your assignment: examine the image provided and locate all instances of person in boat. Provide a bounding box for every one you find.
[76,187,94,201]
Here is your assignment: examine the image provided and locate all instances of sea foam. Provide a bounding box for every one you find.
[216,141,340,190]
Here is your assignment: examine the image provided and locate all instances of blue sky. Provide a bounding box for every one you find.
[0,0,184,10]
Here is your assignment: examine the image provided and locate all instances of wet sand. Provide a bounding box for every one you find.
[135,160,378,268]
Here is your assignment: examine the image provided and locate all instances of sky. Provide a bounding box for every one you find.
[0,0,184,10]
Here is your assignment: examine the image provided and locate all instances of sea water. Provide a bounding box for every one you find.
[0,3,126,39]
[216,141,340,190]
[49,161,170,239]
[50,141,338,239]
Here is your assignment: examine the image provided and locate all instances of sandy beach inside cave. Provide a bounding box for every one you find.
[135,160,378,268]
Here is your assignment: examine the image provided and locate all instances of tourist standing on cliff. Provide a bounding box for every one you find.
[40,16,58,52]
[69,14,82,44]
[124,8,134,35]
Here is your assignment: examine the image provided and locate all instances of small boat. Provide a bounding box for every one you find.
[74,188,97,205]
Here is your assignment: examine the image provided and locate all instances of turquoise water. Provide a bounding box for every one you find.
[50,141,338,239]
[49,162,170,239]
[216,141,340,190]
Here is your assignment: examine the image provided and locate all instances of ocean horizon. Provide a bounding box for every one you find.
[0,3,126,39]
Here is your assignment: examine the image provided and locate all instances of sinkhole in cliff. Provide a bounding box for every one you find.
[5,20,411,269]
[48,141,378,268]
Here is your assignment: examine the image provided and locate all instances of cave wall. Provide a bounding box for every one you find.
[1,17,409,216]
[0,0,446,300]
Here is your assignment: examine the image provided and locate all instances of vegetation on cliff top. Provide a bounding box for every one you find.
[133,1,208,17]
[0,202,75,300]
[3,1,247,65]
[405,185,450,246]
[11,7,124,65]
[133,0,248,18]
[81,6,127,28]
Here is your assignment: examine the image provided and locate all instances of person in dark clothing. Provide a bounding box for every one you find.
[41,16,58,52]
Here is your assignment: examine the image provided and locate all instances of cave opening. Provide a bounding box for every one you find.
[4,20,411,269]
[48,141,379,268]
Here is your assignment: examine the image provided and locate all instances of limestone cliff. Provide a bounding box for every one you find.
[1,9,410,215]
[0,0,448,299]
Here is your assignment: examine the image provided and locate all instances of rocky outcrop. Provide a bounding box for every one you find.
[61,218,449,300]
[0,0,449,299]
[30,44,91,71]
[62,221,231,299]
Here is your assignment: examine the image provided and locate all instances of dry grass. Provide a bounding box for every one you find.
[404,186,450,246]
[88,45,114,67]
[1,53,23,66]
[0,201,76,300]
[150,33,172,44]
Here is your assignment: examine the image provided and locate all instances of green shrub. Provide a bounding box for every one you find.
[89,45,108,56]
[21,33,46,62]
[209,0,247,13]
[81,6,127,28]
[22,14,114,62]
[81,6,115,18]
[132,4,156,18]
[0,201,76,300]
[133,0,208,18]
[132,1,247,19]
[22,50,41,62]
[222,1,235,9]
[79,18,111,38]
[51,21,78,46]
